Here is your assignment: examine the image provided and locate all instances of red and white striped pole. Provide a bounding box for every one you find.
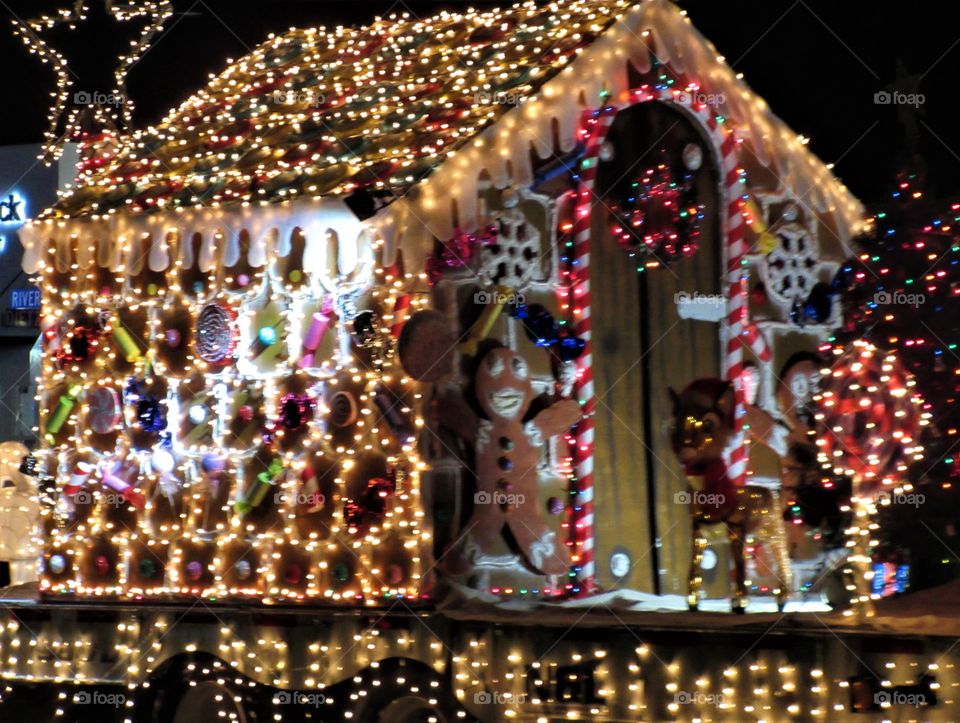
[569,102,618,595]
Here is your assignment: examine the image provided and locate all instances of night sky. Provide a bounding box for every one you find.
[0,0,956,205]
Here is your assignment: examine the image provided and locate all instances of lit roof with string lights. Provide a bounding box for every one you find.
[45,0,631,220]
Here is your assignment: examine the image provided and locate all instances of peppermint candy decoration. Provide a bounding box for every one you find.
[195,302,237,365]
[814,340,928,497]
[88,386,122,434]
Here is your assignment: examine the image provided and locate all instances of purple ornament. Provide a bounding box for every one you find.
[186,561,204,582]
[165,329,182,348]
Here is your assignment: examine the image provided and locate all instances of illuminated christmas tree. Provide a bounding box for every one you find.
[830,170,960,590]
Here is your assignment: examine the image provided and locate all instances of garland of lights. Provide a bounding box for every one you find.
[11,0,174,161]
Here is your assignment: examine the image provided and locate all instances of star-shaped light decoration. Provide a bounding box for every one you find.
[11,0,173,161]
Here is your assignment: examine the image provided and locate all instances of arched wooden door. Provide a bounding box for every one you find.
[590,101,723,594]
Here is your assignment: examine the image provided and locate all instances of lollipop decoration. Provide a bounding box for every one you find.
[814,340,927,497]
[814,340,929,614]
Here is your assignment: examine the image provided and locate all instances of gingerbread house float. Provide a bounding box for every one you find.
[20,0,863,609]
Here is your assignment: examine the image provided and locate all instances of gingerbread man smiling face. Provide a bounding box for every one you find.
[475,348,533,420]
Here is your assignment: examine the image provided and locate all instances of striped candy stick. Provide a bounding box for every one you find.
[569,103,619,595]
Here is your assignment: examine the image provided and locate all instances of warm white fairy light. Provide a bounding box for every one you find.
[11,1,174,161]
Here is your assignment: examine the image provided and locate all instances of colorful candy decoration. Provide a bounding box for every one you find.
[279,392,314,430]
[608,149,704,268]
[235,457,284,515]
[126,377,167,435]
[111,322,143,363]
[425,225,497,285]
[343,476,395,530]
[514,303,587,362]
[56,325,100,365]
[45,383,82,443]
[298,300,333,369]
[195,301,238,365]
[63,460,94,496]
[100,464,146,510]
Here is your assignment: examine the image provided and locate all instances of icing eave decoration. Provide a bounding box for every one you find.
[18,196,367,275]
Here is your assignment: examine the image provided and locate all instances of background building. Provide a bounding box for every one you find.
[0,143,76,444]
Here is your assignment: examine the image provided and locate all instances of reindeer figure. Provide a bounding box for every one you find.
[669,379,790,613]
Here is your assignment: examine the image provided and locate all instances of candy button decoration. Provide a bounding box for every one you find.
[138,558,157,578]
[88,386,122,434]
[547,496,565,516]
[48,554,67,575]
[257,325,277,346]
[186,560,204,582]
[235,559,252,580]
[329,391,358,428]
[196,302,237,365]
[332,563,350,583]
[94,555,111,575]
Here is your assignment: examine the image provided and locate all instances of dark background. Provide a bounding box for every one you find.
[0,0,955,203]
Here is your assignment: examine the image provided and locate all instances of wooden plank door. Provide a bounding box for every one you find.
[591,101,722,594]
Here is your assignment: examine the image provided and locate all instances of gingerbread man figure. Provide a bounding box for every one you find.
[397,311,580,576]
[440,347,580,574]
